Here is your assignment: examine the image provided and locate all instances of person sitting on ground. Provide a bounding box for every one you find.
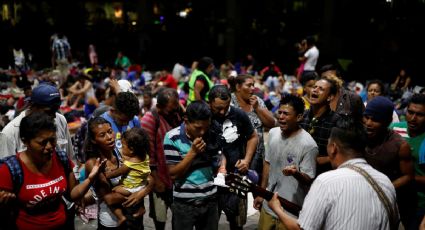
[67,72,98,117]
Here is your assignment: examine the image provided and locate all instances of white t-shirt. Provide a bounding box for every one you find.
[0,110,75,162]
[262,127,318,217]
[303,46,319,71]
[172,63,186,82]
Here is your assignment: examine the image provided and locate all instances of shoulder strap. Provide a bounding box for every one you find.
[56,150,71,176]
[114,147,122,162]
[1,155,23,194]
[342,164,399,230]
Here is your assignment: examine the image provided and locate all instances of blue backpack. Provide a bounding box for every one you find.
[0,150,71,194]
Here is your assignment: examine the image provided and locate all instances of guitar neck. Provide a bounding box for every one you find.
[253,186,301,216]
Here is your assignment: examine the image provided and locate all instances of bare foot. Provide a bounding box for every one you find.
[133,206,146,218]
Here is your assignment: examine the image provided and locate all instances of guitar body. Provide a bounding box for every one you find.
[225,173,301,216]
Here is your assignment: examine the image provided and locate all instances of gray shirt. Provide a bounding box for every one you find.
[263,127,318,217]
[0,110,75,162]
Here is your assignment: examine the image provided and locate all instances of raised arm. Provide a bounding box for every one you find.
[168,137,205,180]
[251,96,276,128]
[70,158,106,201]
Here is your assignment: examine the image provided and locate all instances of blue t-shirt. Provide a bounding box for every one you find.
[100,112,141,152]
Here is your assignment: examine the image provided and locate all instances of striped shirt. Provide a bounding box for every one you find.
[52,38,71,61]
[300,108,339,174]
[141,111,173,189]
[298,158,398,230]
[164,124,216,200]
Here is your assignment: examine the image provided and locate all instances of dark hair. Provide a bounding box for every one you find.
[143,89,153,97]
[123,127,149,160]
[301,71,318,86]
[279,93,305,115]
[197,57,214,73]
[83,116,112,159]
[408,93,425,106]
[329,115,366,156]
[114,92,140,118]
[20,111,56,142]
[186,100,211,122]
[157,88,179,108]
[228,74,254,92]
[367,79,386,96]
[305,36,316,46]
[208,85,231,102]
[319,64,342,79]
[319,77,338,96]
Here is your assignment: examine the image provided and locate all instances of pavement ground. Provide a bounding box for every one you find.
[75,193,260,230]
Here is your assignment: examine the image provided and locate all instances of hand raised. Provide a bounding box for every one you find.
[191,137,206,154]
[88,158,107,181]
[249,95,259,109]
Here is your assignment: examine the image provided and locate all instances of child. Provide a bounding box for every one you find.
[103,127,151,225]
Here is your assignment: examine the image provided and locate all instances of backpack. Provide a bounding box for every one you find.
[0,150,72,194]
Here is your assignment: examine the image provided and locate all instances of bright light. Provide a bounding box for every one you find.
[386,0,391,2]
[131,21,137,26]
[177,8,192,18]
[2,4,9,21]
[114,8,123,18]
[178,11,187,18]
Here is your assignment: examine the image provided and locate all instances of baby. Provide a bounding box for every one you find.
[103,127,151,225]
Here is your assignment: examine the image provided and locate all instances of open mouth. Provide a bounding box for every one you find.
[107,141,115,148]
[279,121,288,128]
[365,128,375,135]
[408,123,416,130]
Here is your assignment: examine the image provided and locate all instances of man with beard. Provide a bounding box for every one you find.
[300,78,339,175]
[363,96,414,228]
[391,93,425,229]
[141,88,182,230]
[254,94,318,230]
[208,85,258,230]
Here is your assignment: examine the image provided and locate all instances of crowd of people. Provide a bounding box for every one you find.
[0,34,424,230]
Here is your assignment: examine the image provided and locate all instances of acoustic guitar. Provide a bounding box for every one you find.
[224,173,301,216]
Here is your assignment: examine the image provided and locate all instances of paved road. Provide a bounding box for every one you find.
[75,194,260,230]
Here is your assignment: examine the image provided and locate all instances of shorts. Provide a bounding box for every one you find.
[258,207,288,230]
